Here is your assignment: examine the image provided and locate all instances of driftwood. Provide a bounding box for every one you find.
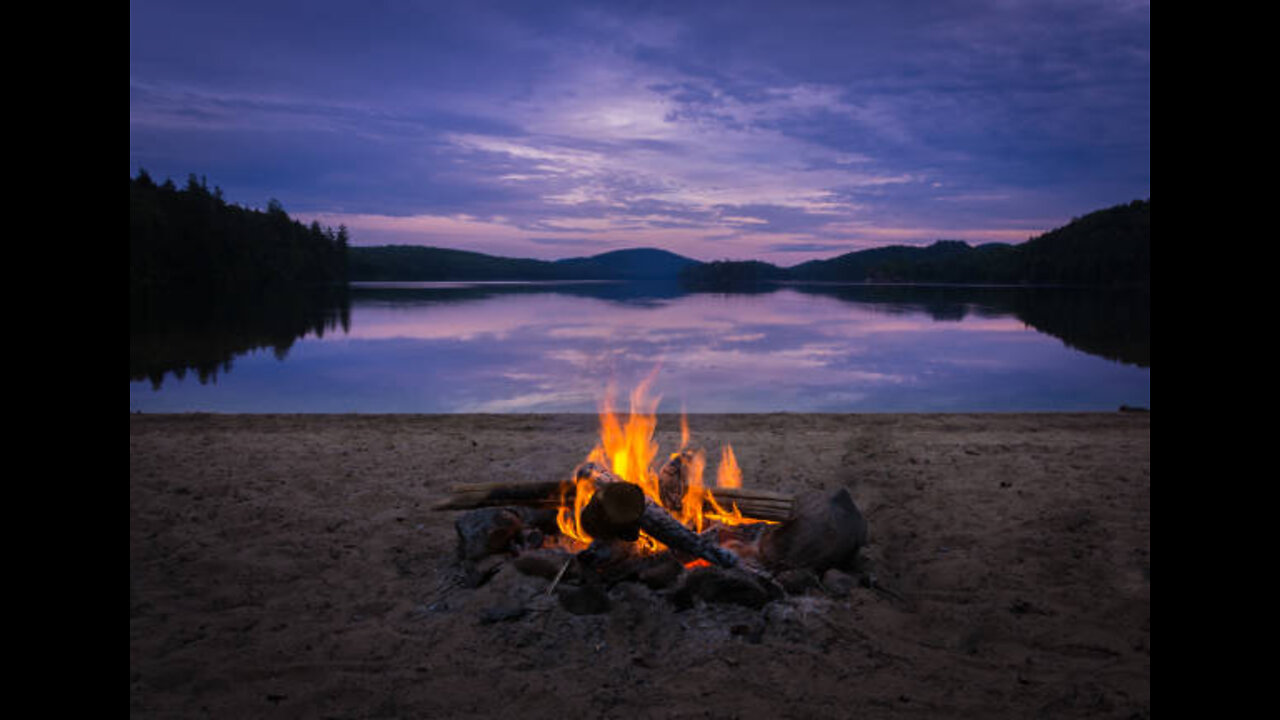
[577,462,740,568]
[437,479,796,521]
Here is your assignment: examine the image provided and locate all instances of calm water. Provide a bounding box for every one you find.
[129,281,1150,413]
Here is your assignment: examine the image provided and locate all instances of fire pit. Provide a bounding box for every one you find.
[434,380,874,614]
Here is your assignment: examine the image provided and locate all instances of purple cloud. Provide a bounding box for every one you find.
[130,0,1149,262]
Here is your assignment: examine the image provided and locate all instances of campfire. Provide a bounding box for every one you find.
[433,378,871,612]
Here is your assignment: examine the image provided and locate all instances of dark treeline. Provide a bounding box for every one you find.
[681,199,1150,289]
[130,170,349,300]
[346,199,1149,290]
[784,284,1149,367]
[130,170,351,388]
[348,246,698,282]
[350,280,1148,368]
[130,285,351,389]
[348,245,597,281]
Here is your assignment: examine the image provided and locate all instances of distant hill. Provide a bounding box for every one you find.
[348,199,1149,288]
[683,199,1149,289]
[787,239,1023,284]
[1017,199,1149,287]
[675,259,791,290]
[348,245,702,282]
[555,248,702,280]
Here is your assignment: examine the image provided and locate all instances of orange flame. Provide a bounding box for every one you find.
[556,379,762,554]
[716,444,742,489]
[556,472,597,547]
[679,448,708,533]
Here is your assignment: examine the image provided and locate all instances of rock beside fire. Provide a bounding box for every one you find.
[455,506,561,586]
[511,547,577,581]
[757,488,868,574]
[672,566,781,610]
[454,506,559,563]
[448,484,870,613]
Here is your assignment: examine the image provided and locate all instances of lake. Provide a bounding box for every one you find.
[129,281,1150,413]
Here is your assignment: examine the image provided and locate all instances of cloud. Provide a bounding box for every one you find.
[130,0,1149,261]
[763,242,853,254]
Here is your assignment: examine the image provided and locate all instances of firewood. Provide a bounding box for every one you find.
[576,462,740,568]
[579,481,646,541]
[454,506,558,563]
[432,480,570,510]
[657,448,697,511]
[576,538,648,584]
[576,539,685,588]
[704,487,796,522]
[436,479,796,522]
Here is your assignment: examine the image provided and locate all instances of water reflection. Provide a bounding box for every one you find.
[129,281,1149,412]
[785,284,1149,367]
[130,285,350,389]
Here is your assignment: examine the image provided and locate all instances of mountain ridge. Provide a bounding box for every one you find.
[347,199,1149,288]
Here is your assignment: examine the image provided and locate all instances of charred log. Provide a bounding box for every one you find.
[579,481,645,542]
[577,462,740,568]
[432,480,570,511]
[454,506,558,563]
[576,540,687,589]
[657,448,698,511]
[436,479,796,522]
[577,539,649,585]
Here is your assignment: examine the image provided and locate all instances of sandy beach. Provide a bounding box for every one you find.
[129,412,1150,718]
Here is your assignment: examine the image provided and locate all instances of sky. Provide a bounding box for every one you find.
[129,0,1150,264]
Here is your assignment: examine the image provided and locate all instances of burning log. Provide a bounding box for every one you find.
[575,540,686,589]
[436,480,796,522]
[657,448,696,511]
[578,481,645,542]
[704,487,796,522]
[576,462,740,569]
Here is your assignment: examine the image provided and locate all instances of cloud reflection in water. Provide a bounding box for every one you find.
[129,284,1149,413]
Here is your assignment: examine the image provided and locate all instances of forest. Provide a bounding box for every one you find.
[130,170,348,303]
[681,199,1150,289]
[129,170,351,388]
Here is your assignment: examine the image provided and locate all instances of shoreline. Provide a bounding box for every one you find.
[131,412,1150,718]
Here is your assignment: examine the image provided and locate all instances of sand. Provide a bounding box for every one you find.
[129,412,1150,718]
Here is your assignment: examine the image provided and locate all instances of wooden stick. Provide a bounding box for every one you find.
[545,557,572,596]
[431,480,570,510]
